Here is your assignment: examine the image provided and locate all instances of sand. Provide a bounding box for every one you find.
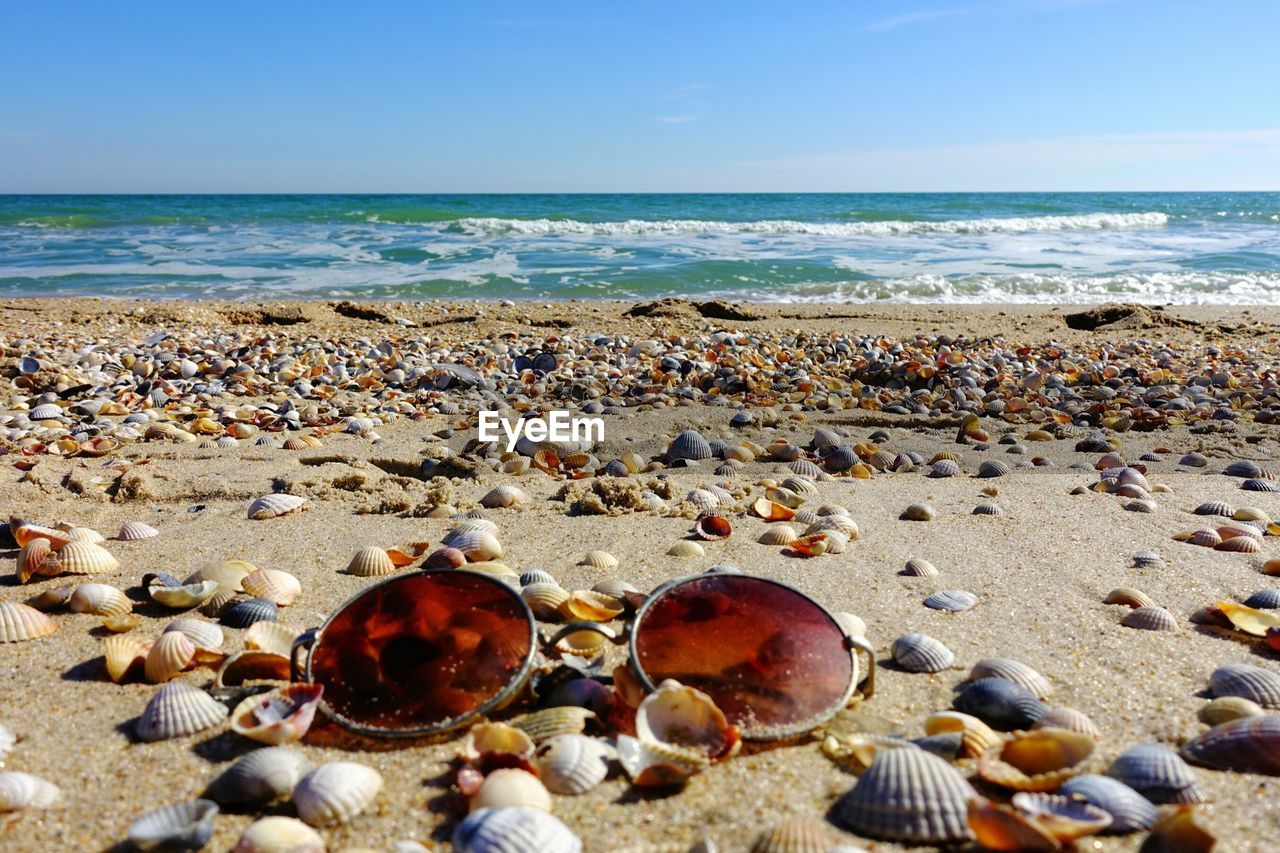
[2,298,1280,851]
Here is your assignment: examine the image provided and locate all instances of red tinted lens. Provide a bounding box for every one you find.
[310,572,534,732]
[632,576,853,736]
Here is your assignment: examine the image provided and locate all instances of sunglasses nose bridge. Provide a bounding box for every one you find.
[541,621,629,652]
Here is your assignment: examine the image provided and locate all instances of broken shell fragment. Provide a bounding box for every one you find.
[231,684,324,745]
[126,799,219,852]
[977,727,1095,791]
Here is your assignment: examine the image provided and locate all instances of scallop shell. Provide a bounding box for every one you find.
[929,459,962,478]
[580,550,619,569]
[1216,536,1262,553]
[105,634,150,682]
[978,460,1011,478]
[749,815,835,853]
[469,768,552,812]
[955,677,1046,732]
[233,816,325,853]
[1244,588,1280,609]
[967,658,1052,699]
[836,747,976,843]
[151,579,220,609]
[118,521,160,541]
[1059,774,1157,834]
[1105,743,1203,804]
[69,583,132,617]
[205,746,312,806]
[57,541,119,575]
[243,569,302,606]
[1209,662,1280,708]
[231,684,324,745]
[518,582,568,620]
[453,807,582,853]
[221,598,279,629]
[1133,550,1165,569]
[666,541,705,558]
[1198,696,1265,726]
[787,459,823,478]
[16,538,59,583]
[902,558,939,577]
[1194,501,1235,517]
[0,772,61,811]
[243,621,300,657]
[667,430,713,462]
[0,601,57,642]
[924,589,978,612]
[1243,478,1280,492]
[1105,587,1156,608]
[1121,606,1178,631]
[1180,714,1280,774]
[535,734,611,795]
[900,503,937,521]
[802,514,859,540]
[924,711,1003,759]
[757,525,799,546]
[144,630,197,683]
[1033,706,1101,740]
[977,727,1095,791]
[292,761,382,826]
[972,502,1004,516]
[347,546,396,577]
[512,707,596,743]
[446,528,505,562]
[127,799,219,852]
[481,485,530,509]
[247,493,306,520]
[890,633,955,673]
[137,682,229,741]
[200,589,239,618]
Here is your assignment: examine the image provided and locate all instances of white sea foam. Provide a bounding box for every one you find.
[452,211,1169,237]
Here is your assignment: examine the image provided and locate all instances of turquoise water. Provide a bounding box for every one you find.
[2,193,1279,303]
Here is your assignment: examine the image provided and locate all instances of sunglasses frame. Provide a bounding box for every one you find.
[291,569,875,740]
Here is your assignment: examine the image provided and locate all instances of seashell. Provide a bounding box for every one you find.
[0,772,61,811]
[347,546,396,577]
[247,493,306,520]
[977,727,1095,791]
[787,532,836,557]
[559,590,624,622]
[520,569,558,587]
[967,659,1052,699]
[929,459,962,478]
[200,589,239,618]
[459,722,536,762]
[803,514,859,540]
[16,538,59,583]
[1244,588,1280,609]
[835,747,976,843]
[924,711,1003,759]
[668,430,713,461]
[748,815,835,853]
[126,799,218,852]
[765,486,804,509]
[0,601,58,643]
[469,768,552,812]
[103,612,141,633]
[69,582,132,616]
[1121,606,1178,631]
[1198,696,1265,726]
[145,630,197,682]
[1106,743,1203,804]
[522,583,571,619]
[105,634,150,682]
[787,459,823,478]
[902,558,939,577]
[221,598,279,629]
[900,503,936,521]
[924,589,978,612]
[822,445,858,473]
[685,489,719,511]
[481,485,530,509]
[1209,662,1280,708]
[1132,550,1164,569]
[752,497,797,522]
[1194,501,1234,517]
[579,550,619,569]
[1140,804,1216,852]
[1225,460,1264,478]
[292,761,383,826]
[636,680,736,760]
[890,633,955,673]
[955,677,1046,731]
[978,460,1011,478]
[118,521,160,541]
[779,476,819,496]
[28,402,64,421]
[62,526,105,544]
[1125,499,1158,513]
[233,816,325,853]
[231,683,324,745]
[1242,477,1280,492]
[24,583,74,612]
[243,569,302,606]
[425,546,468,568]
[243,621,299,657]
[137,682,229,741]
[1105,587,1156,608]
[446,528,505,562]
[832,611,867,642]
[966,797,1061,851]
[972,502,1004,516]
[453,807,582,853]
[206,746,312,806]
[667,541,704,558]
[512,707,596,743]
[57,540,119,574]
[1235,506,1273,524]
[1033,706,1101,739]
[14,523,73,549]
[535,734,611,795]
[1059,774,1157,834]
[1215,600,1280,636]
[1008,792,1112,842]
[757,525,798,546]
[1180,714,1280,774]
[151,579,220,609]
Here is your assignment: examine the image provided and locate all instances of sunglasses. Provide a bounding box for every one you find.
[290,569,875,741]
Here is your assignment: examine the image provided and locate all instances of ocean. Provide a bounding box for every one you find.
[1,193,1278,303]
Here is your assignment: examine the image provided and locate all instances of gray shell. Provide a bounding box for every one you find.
[1059,774,1157,833]
[1120,606,1178,631]
[519,569,558,587]
[126,799,218,852]
[205,746,312,805]
[453,807,583,853]
[923,590,978,613]
[220,598,279,629]
[1179,452,1209,467]
[972,502,1003,516]
[1224,460,1264,478]
[1209,663,1280,709]
[910,731,964,761]
[1194,501,1235,517]
[1132,550,1164,569]
[977,460,1011,478]
[1105,743,1202,804]
[928,459,961,478]
[668,430,712,461]
[966,658,1052,699]
[137,683,229,742]
[953,677,1046,732]
[1242,478,1280,492]
[1180,714,1280,775]
[823,445,858,473]
[890,633,955,673]
[787,459,824,478]
[835,748,976,843]
[1244,589,1280,609]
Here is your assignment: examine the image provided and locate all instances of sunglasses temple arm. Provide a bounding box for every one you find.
[290,628,318,682]
[540,621,629,652]
[846,634,876,699]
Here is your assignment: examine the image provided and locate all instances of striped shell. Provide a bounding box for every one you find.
[967,659,1052,699]
[668,430,712,461]
[929,459,962,478]
[535,734,611,795]
[822,445,857,473]
[1243,478,1280,492]
[579,550,619,569]
[453,807,582,853]
[978,460,1011,478]
[972,502,1004,516]
[221,598,279,629]
[0,772,61,811]
[247,493,306,520]
[803,514,859,539]
[164,618,224,651]
[1188,529,1222,548]
[836,748,976,843]
[144,631,197,682]
[1180,714,1280,774]
[1244,588,1280,609]
[137,682,229,741]
[924,589,978,612]
[924,711,1002,759]
[1106,744,1202,804]
[1120,606,1178,631]
[243,621,299,657]
[16,538,59,584]
[890,633,955,673]
[902,558,939,577]
[1216,536,1262,553]
[69,583,132,617]
[1058,774,1157,834]
[1033,706,1101,740]
[118,521,159,541]
[1210,663,1280,708]
[127,799,218,852]
[666,541,704,558]
[292,762,383,826]
[521,583,570,619]
[1194,501,1235,517]
[1105,587,1157,608]
[104,634,149,682]
[446,528,505,562]
[347,546,396,577]
[234,816,325,853]
[1132,550,1164,569]
[955,678,1046,732]
[757,525,798,546]
[1124,499,1158,514]
[513,707,596,743]
[480,486,530,508]
[0,601,57,642]
[787,459,823,478]
[58,541,119,575]
[205,746,312,806]
[749,816,834,853]
[242,569,302,606]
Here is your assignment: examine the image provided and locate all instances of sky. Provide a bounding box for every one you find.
[2,0,1279,193]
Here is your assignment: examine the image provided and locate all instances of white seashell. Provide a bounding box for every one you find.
[536,734,611,795]
[347,546,396,577]
[187,560,253,592]
[118,521,160,541]
[666,541,705,558]
[233,816,325,853]
[453,807,582,853]
[293,761,383,826]
[480,485,530,508]
[206,746,312,806]
[469,768,552,812]
[151,579,220,609]
[579,550,619,569]
[248,493,306,520]
[144,631,197,683]
[0,772,61,811]
[833,611,867,641]
[446,528,505,562]
[163,618,224,651]
[57,541,119,574]
[891,633,955,673]
[902,558,939,577]
[137,682,229,742]
[0,601,58,642]
[127,799,218,852]
[242,569,302,606]
[63,526,106,544]
[68,583,132,616]
[1121,606,1178,631]
[757,525,799,546]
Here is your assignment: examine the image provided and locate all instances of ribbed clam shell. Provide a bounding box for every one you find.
[1188,529,1222,547]
[1216,536,1262,553]
[233,816,325,853]
[347,546,396,577]
[521,582,570,619]
[206,746,312,805]
[780,476,819,496]
[0,772,61,811]
[1244,588,1280,609]
[1033,706,1101,739]
[758,525,799,546]
[145,631,197,682]
[1181,714,1280,774]
[1058,775,1157,834]
[924,589,978,612]
[685,489,719,511]
[749,815,834,853]
[513,707,596,743]
[137,683,229,741]
[519,569,557,587]
[58,541,119,574]
[1104,587,1156,608]
[292,761,383,826]
[1132,550,1164,569]
[1124,499,1158,513]
[1225,460,1264,478]
[890,633,955,673]
[967,658,1052,699]
[29,403,64,420]
[0,601,57,642]
[902,558,939,577]
[63,526,105,544]
[1121,606,1178,631]
[803,514,859,539]
[453,807,582,853]
[200,589,239,617]
[242,569,301,606]
[972,502,1004,516]
[836,748,976,843]
[16,537,57,583]
[929,459,962,478]
[69,583,132,616]
[151,580,220,609]
[668,430,712,461]
[446,528,505,561]
[900,503,937,522]
[127,799,218,852]
[955,677,1046,731]
[247,493,306,520]
[666,541,704,558]
[787,459,823,478]
[823,445,857,472]
[1210,663,1280,708]
[243,621,299,656]
[470,768,553,812]
[1194,501,1235,517]
[480,485,530,508]
[1199,696,1265,726]
[602,459,630,477]
[1106,743,1202,804]
[534,735,611,796]
[1243,478,1280,492]
[118,521,160,541]
[105,634,150,682]
[924,711,1002,758]
[580,550,619,569]
[978,460,1011,478]
[221,598,279,629]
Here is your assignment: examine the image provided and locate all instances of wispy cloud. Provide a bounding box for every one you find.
[663,83,708,100]
[659,116,698,125]
[863,8,970,33]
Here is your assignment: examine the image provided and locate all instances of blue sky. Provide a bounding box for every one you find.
[2,1,1278,192]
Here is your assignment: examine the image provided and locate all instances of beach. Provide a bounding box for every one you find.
[3,297,1280,851]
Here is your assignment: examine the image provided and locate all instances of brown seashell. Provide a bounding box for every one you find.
[924,711,1003,759]
[346,547,396,578]
[1215,536,1262,553]
[967,797,1061,852]
[1121,606,1178,631]
[425,547,467,569]
[978,728,1095,791]
[242,569,301,606]
[105,634,151,682]
[1140,805,1216,852]
[559,590,624,622]
[57,541,120,575]
[16,538,59,583]
[103,613,142,633]
[1105,587,1157,608]
[749,815,835,853]
[693,515,732,540]
[1033,707,1101,740]
[145,631,197,683]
